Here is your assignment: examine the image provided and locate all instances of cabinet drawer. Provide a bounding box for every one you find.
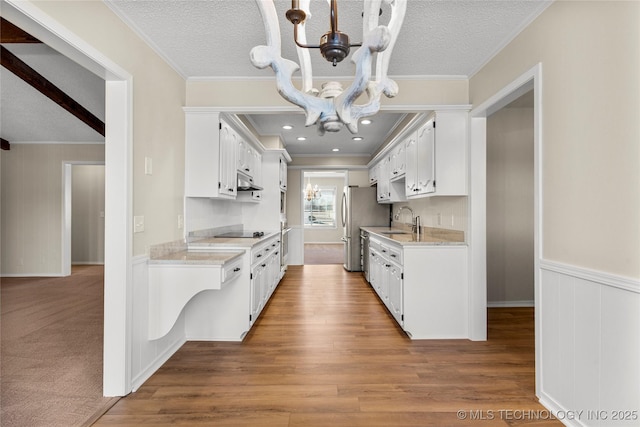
[252,238,279,265]
[252,247,267,265]
[386,245,402,264]
[222,257,243,283]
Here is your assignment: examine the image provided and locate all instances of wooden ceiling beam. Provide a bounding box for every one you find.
[1,138,10,151]
[1,45,105,137]
[1,17,41,43]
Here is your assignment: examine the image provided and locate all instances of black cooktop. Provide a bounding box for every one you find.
[216,231,265,238]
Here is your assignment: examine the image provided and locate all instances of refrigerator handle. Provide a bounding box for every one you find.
[341,192,347,228]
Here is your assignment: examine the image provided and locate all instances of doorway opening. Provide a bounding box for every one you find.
[4,0,134,397]
[469,63,542,396]
[302,170,347,264]
[63,162,106,274]
[486,90,534,309]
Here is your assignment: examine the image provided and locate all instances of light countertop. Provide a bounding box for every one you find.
[149,249,245,266]
[362,226,466,246]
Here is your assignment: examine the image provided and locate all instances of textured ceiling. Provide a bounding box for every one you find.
[1,43,105,143]
[1,0,552,156]
[107,0,552,79]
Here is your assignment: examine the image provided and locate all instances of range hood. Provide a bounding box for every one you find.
[237,171,263,191]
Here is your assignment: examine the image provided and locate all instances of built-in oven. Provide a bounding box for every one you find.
[280,221,290,271]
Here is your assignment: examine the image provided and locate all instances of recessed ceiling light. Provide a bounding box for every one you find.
[361,119,372,125]
[332,148,339,152]
[352,136,363,141]
[282,125,293,130]
[297,137,306,141]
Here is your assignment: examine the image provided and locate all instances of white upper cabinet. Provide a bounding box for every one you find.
[219,119,238,197]
[279,155,287,192]
[375,155,405,204]
[428,110,467,197]
[369,162,380,185]
[406,121,435,198]
[185,111,265,199]
[369,110,468,202]
[237,139,259,179]
[390,140,407,180]
[185,111,237,199]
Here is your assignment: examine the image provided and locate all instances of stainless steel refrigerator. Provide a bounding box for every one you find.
[341,186,390,271]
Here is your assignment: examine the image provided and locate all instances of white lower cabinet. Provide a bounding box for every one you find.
[388,261,403,325]
[367,235,468,339]
[250,236,281,326]
[185,234,282,340]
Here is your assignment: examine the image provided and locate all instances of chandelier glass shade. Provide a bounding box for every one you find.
[305,180,322,201]
[251,0,407,135]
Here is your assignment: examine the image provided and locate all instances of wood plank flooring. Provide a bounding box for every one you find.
[95,265,561,427]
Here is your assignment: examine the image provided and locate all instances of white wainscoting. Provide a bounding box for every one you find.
[538,260,640,427]
[288,225,304,266]
[130,255,186,391]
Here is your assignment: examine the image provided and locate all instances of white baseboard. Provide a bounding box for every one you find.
[487,300,534,308]
[304,242,343,245]
[131,336,186,392]
[72,261,105,265]
[1,272,65,277]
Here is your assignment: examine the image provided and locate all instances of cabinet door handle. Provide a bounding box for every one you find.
[391,254,396,258]
[261,263,267,267]
[233,267,241,272]
[256,254,262,258]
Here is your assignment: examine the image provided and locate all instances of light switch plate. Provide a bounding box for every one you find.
[134,215,145,233]
[144,157,153,175]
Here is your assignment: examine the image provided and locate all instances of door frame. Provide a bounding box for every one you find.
[4,0,134,396]
[469,63,543,394]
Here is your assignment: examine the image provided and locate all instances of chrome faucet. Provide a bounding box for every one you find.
[394,206,418,233]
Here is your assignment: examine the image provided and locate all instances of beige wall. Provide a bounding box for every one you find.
[470,1,640,278]
[486,106,535,304]
[1,144,104,275]
[392,197,468,235]
[186,79,468,108]
[31,0,187,257]
[72,165,106,265]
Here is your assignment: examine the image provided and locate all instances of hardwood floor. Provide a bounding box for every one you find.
[95,265,561,427]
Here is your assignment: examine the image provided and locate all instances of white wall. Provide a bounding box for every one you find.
[72,164,105,265]
[1,144,104,276]
[486,104,534,306]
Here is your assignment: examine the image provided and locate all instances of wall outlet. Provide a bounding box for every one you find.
[134,215,145,233]
[178,214,184,229]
